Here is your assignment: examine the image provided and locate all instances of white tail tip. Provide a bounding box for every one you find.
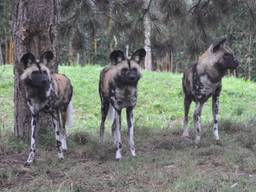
[65,101,73,128]
[107,104,115,125]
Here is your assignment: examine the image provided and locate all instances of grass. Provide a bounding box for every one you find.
[1,65,256,191]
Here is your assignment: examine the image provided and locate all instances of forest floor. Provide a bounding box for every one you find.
[1,66,256,192]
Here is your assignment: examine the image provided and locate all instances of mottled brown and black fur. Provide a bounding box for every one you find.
[99,48,146,160]
[20,51,73,166]
[182,38,239,144]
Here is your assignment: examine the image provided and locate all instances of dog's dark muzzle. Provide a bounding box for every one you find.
[30,73,50,88]
[115,74,141,87]
[233,59,239,68]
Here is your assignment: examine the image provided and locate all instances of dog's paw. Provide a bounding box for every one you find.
[214,140,222,146]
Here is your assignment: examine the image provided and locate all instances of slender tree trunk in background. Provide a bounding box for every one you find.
[5,38,8,64]
[0,43,3,64]
[12,0,60,139]
[108,0,114,51]
[91,21,97,64]
[170,50,174,72]
[6,38,14,64]
[76,53,80,65]
[143,0,152,71]
[68,30,75,65]
[248,34,252,80]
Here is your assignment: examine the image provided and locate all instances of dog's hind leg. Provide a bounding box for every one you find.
[127,107,136,157]
[113,110,122,160]
[212,87,221,141]
[194,102,204,145]
[99,100,109,144]
[52,111,64,160]
[25,113,39,166]
[59,111,67,151]
[182,96,192,137]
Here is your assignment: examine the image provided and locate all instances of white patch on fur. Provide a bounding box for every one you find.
[26,151,35,164]
[195,135,201,145]
[213,125,219,140]
[200,75,219,96]
[60,135,67,150]
[114,112,122,160]
[21,64,50,80]
[128,113,136,157]
[213,113,219,140]
[46,84,53,97]
[115,149,122,160]
[182,129,189,137]
[107,104,115,125]
[65,101,73,128]
[58,152,64,159]
[26,115,37,164]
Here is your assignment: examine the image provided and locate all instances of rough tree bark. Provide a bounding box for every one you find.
[12,0,60,139]
[143,0,152,71]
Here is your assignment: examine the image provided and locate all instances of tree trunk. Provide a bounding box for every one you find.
[6,38,14,64]
[92,21,97,64]
[108,0,114,51]
[247,34,252,80]
[170,50,174,72]
[12,0,60,139]
[143,0,152,71]
[0,42,3,64]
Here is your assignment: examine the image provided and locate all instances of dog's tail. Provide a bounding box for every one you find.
[65,101,73,128]
[107,104,115,125]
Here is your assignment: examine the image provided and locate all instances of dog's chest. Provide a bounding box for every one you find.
[27,89,58,113]
[193,74,220,100]
[111,86,137,109]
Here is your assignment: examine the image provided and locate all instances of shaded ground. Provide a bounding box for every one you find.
[1,120,256,192]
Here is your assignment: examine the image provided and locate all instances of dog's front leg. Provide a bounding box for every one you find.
[59,111,67,150]
[113,110,122,160]
[25,113,39,166]
[194,102,204,145]
[212,90,221,141]
[127,107,136,157]
[183,96,192,137]
[99,100,109,144]
[52,111,64,160]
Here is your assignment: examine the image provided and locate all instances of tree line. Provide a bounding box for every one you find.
[1,0,256,79]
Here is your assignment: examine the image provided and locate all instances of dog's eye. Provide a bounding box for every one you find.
[223,53,233,59]
[32,71,40,75]
[131,67,137,72]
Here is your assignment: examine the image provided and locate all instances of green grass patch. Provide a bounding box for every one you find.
[1,65,256,134]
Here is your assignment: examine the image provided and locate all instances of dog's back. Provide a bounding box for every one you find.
[52,74,73,108]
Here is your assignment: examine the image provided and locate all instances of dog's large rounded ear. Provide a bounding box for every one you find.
[131,48,146,63]
[110,50,125,65]
[211,38,227,53]
[41,51,54,64]
[20,53,35,69]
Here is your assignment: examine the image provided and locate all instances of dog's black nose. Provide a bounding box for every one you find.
[41,79,48,84]
[129,75,137,81]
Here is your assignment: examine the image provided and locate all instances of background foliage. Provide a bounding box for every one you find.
[0,0,256,79]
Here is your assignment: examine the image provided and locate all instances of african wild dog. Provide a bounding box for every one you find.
[99,48,146,160]
[182,38,239,145]
[20,51,73,166]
